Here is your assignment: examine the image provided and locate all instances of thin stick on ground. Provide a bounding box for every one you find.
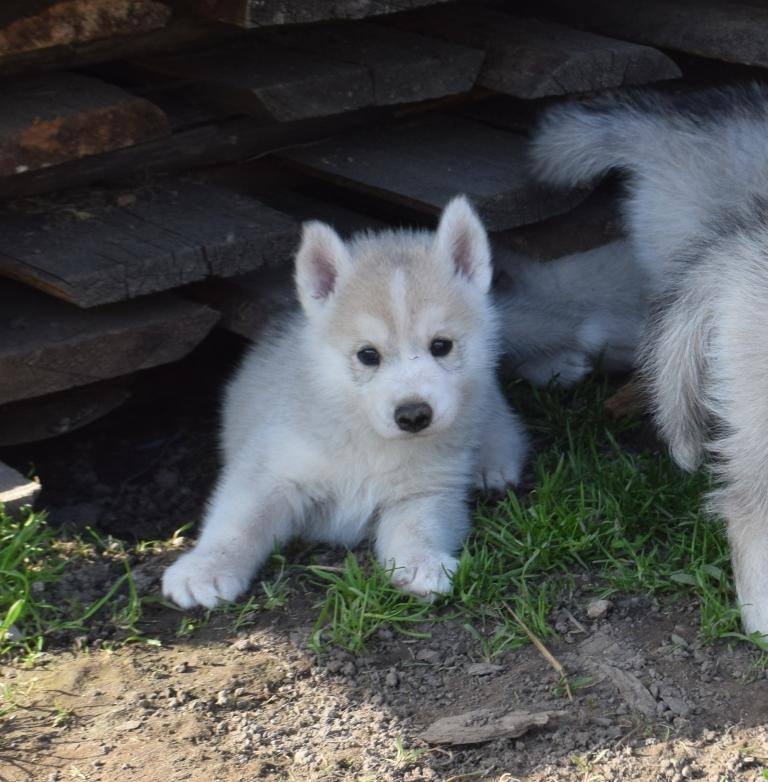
[502,600,573,701]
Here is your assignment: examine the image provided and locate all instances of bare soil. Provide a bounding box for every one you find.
[3,334,768,782]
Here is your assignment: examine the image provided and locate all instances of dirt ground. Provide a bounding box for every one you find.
[3,334,768,782]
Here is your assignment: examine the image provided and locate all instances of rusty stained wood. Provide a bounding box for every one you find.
[134,23,482,121]
[0,104,391,201]
[393,3,681,99]
[278,115,591,231]
[544,0,768,68]
[0,0,171,59]
[0,178,298,307]
[0,279,219,405]
[191,0,452,29]
[0,72,170,177]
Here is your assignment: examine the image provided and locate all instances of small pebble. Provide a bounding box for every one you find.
[586,599,613,619]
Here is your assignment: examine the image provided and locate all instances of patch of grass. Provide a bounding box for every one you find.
[309,379,749,655]
[2,378,754,659]
[0,507,161,659]
[1,506,67,656]
[226,554,291,632]
[308,553,433,652]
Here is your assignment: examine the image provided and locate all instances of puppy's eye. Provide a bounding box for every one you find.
[430,338,453,358]
[357,346,381,366]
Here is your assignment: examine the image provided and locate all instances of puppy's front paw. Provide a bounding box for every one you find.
[390,554,458,602]
[162,551,251,610]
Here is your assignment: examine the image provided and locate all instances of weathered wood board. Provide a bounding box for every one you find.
[456,95,543,135]
[545,0,768,68]
[0,72,169,176]
[0,106,388,202]
[0,16,235,77]
[257,22,483,106]
[0,280,219,405]
[135,41,371,122]
[0,178,298,307]
[0,380,130,446]
[278,115,591,231]
[192,0,452,28]
[135,24,481,121]
[0,1,171,60]
[0,461,40,517]
[186,267,295,342]
[393,4,680,98]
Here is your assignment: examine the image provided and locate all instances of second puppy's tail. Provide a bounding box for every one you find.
[529,95,667,188]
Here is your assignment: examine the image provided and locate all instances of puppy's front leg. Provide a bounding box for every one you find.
[474,380,529,492]
[375,491,469,601]
[162,466,298,610]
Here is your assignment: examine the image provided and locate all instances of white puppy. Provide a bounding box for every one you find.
[163,197,528,609]
[531,84,768,636]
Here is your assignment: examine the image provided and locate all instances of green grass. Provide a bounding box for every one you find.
[0,379,760,660]
[309,379,754,655]
[0,507,158,659]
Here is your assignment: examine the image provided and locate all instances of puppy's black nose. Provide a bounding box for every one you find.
[394,402,433,433]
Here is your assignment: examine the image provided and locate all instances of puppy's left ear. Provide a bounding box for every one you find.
[434,196,492,293]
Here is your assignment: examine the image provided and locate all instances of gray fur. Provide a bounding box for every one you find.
[497,240,647,386]
[532,84,768,635]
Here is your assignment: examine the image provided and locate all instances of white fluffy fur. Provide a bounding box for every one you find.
[163,197,528,609]
[531,84,768,636]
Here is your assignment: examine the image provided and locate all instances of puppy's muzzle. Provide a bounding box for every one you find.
[394,401,433,433]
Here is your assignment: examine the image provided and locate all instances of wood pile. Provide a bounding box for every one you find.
[0,0,757,446]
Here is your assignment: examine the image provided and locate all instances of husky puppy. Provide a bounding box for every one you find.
[497,240,648,387]
[163,197,528,609]
[531,84,768,636]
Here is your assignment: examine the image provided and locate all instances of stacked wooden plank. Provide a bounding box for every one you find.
[0,0,692,444]
[540,0,768,68]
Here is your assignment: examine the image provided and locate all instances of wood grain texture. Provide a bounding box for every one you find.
[135,41,371,122]
[0,107,388,201]
[393,3,680,98]
[278,115,591,231]
[0,178,298,307]
[0,280,219,404]
[258,22,483,106]
[135,23,481,121]
[192,0,452,28]
[544,0,768,67]
[0,72,169,176]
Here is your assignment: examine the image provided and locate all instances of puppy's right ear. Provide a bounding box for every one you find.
[295,221,352,316]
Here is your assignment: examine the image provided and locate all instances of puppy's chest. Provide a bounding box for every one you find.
[300,445,421,545]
